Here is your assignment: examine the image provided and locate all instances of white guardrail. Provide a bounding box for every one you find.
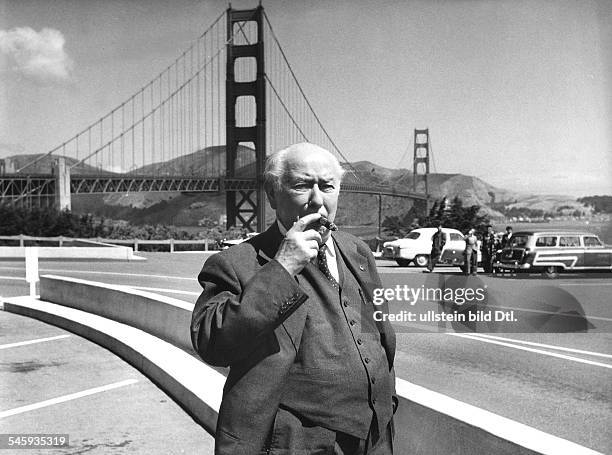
[0,235,216,252]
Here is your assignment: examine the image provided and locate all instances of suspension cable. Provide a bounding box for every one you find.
[262,10,359,177]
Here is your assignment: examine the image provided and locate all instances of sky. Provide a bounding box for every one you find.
[0,0,610,197]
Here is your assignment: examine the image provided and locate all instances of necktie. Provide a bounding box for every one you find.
[318,246,339,289]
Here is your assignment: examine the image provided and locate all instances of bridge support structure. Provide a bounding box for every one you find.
[54,157,71,211]
[413,128,430,195]
[413,128,431,216]
[225,5,266,232]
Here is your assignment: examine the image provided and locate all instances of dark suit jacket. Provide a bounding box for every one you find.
[190,223,396,454]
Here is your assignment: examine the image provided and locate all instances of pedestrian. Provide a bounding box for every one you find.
[501,226,514,248]
[191,142,397,454]
[426,224,446,272]
[481,225,496,273]
[464,228,478,275]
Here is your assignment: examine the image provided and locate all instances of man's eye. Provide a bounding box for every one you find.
[321,184,336,192]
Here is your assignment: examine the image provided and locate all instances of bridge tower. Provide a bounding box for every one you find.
[413,128,430,195]
[225,5,266,232]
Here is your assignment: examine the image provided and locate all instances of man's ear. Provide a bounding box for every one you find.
[265,183,277,210]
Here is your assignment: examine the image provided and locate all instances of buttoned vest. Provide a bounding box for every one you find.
[279,239,394,439]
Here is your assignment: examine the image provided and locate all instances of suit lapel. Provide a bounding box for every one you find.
[332,232,374,296]
[251,223,284,265]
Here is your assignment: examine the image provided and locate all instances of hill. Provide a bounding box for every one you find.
[2,154,117,175]
[4,147,599,227]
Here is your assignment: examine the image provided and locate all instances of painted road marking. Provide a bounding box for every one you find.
[0,335,71,350]
[560,282,612,286]
[0,276,25,281]
[128,285,200,296]
[0,266,197,282]
[449,333,612,369]
[0,379,138,419]
[492,304,612,322]
[469,334,612,359]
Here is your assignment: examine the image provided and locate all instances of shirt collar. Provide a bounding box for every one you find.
[276,219,335,256]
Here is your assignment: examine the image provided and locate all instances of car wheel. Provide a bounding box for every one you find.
[396,259,411,267]
[543,266,560,279]
[414,255,429,267]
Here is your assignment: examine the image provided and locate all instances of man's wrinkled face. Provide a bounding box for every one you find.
[267,148,341,236]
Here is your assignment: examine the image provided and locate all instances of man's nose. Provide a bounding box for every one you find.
[309,184,324,207]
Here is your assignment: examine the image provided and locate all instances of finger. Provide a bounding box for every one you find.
[306,239,320,252]
[291,213,322,232]
[302,230,323,245]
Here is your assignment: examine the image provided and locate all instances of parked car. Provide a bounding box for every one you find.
[382,227,480,268]
[492,231,612,278]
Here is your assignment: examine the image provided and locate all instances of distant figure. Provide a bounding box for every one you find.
[426,225,446,272]
[501,226,513,248]
[464,228,479,275]
[481,225,496,273]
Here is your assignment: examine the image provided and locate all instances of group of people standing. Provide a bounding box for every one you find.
[427,225,515,275]
[481,225,514,274]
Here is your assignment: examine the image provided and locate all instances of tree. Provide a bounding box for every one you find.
[382,205,421,237]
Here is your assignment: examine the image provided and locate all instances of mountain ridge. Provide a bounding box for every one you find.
[2,148,596,225]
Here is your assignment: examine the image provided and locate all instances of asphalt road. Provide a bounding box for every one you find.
[1,253,610,453]
[0,310,213,454]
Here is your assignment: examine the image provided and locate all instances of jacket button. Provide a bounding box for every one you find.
[357,339,363,345]
[350,320,356,326]
[359,265,365,271]
[371,377,376,384]
[343,300,349,307]
[372,398,377,404]
[364,357,370,364]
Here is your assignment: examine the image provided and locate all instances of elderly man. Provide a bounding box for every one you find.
[191,143,397,454]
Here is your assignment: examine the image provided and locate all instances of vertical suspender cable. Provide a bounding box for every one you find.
[132,97,135,169]
[141,89,145,169]
[121,104,125,172]
[217,23,221,150]
[197,38,201,157]
[151,81,155,166]
[161,74,164,165]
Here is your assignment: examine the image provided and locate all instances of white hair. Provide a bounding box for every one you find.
[263,142,345,190]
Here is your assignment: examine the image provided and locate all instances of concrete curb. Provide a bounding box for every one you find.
[2,296,223,437]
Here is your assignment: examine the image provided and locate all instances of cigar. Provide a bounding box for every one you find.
[319,216,338,231]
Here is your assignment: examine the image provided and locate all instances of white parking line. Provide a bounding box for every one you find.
[449,333,612,369]
[129,286,200,296]
[492,304,612,322]
[0,266,196,282]
[0,379,138,419]
[0,275,24,281]
[560,282,612,286]
[0,335,71,350]
[468,334,612,359]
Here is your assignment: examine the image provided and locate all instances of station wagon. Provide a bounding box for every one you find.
[493,231,612,278]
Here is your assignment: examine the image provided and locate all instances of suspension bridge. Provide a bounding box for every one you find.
[0,4,429,232]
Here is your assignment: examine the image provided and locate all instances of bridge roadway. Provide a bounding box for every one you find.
[0,175,428,199]
[1,253,610,453]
